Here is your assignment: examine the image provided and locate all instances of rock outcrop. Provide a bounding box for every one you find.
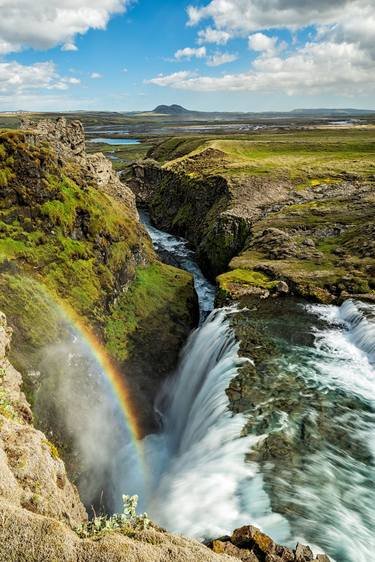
[21,116,86,158]
[21,116,136,210]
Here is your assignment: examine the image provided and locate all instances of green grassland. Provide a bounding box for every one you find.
[159,128,375,185]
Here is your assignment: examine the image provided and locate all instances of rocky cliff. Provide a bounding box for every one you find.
[131,134,374,304]
[129,157,252,279]
[0,119,197,467]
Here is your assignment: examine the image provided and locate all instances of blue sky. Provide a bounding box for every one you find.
[0,0,374,111]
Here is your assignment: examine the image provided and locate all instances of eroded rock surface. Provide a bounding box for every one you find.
[0,312,86,528]
[21,116,136,210]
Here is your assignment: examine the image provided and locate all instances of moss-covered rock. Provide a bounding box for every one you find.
[0,126,197,435]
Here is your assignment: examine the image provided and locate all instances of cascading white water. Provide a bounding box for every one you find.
[264,299,375,562]
[338,299,375,363]
[113,307,290,541]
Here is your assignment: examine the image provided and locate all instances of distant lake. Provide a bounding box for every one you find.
[89,137,140,145]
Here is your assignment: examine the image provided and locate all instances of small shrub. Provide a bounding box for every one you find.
[75,495,150,538]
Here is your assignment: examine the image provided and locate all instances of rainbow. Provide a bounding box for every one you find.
[39,285,146,479]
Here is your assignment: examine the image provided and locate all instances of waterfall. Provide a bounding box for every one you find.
[112,307,290,542]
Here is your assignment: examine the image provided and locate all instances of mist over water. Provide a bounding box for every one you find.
[35,334,141,510]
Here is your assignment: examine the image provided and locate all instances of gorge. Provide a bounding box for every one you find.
[0,115,374,562]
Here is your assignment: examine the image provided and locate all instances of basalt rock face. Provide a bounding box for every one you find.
[129,160,252,279]
[21,116,86,159]
[21,116,136,210]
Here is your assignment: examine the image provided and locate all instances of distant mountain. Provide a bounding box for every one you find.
[153,104,193,115]
[149,105,375,118]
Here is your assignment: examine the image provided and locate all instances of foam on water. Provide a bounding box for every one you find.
[116,211,375,560]
[272,299,375,561]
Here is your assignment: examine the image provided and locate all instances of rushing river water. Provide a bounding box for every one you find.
[140,210,216,321]
[110,215,375,562]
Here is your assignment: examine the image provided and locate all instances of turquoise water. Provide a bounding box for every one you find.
[89,137,140,145]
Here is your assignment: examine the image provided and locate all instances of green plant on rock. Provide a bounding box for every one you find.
[75,495,150,539]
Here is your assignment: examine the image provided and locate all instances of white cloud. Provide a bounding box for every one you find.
[197,27,231,45]
[147,39,375,95]
[147,71,196,87]
[174,46,207,60]
[0,0,133,54]
[67,77,81,85]
[186,0,371,33]
[90,72,102,79]
[182,0,375,97]
[248,33,278,54]
[0,61,80,95]
[206,52,238,66]
[62,42,78,52]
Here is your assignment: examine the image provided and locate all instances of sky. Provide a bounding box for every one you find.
[0,0,374,112]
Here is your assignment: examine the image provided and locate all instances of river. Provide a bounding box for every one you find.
[109,214,375,562]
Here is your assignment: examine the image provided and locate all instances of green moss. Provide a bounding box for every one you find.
[0,132,146,324]
[218,268,279,293]
[105,262,194,362]
[0,274,63,376]
[0,167,15,186]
